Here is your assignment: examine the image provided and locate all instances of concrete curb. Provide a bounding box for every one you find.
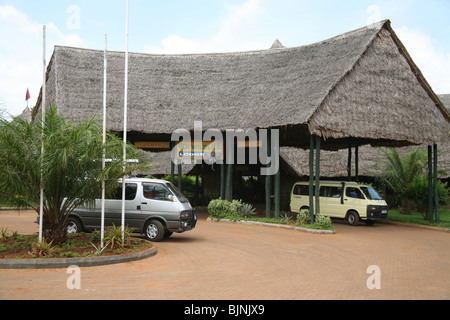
[0,247,157,270]
[207,217,336,234]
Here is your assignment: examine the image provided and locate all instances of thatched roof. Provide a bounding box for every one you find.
[440,94,450,110]
[279,94,450,178]
[32,19,449,150]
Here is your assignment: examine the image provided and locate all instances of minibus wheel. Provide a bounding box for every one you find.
[144,220,165,242]
[67,217,83,234]
[346,211,359,226]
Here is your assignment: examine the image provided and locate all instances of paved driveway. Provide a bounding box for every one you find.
[0,210,449,300]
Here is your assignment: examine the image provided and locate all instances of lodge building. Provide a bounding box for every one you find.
[27,20,450,217]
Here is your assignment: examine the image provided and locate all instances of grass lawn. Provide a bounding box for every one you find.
[388,208,450,229]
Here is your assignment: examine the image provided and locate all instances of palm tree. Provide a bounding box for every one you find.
[0,107,151,243]
[377,148,427,209]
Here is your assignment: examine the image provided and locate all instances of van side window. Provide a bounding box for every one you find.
[345,187,365,199]
[107,183,137,200]
[293,185,311,196]
[143,183,171,201]
[319,186,342,198]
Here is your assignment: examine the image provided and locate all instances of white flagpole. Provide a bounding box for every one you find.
[121,0,129,243]
[101,34,107,248]
[38,25,46,243]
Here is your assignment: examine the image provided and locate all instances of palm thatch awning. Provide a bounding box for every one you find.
[31,20,449,151]
[281,94,450,178]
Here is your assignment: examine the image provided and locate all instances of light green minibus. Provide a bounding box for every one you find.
[290,181,388,225]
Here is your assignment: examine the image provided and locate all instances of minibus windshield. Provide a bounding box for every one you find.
[360,186,383,200]
[166,182,189,203]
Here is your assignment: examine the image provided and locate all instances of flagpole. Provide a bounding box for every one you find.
[38,25,46,243]
[121,0,129,243]
[101,34,107,248]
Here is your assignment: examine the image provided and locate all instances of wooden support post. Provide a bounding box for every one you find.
[220,163,225,199]
[178,163,182,192]
[226,142,233,202]
[201,163,204,201]
[355,145,359,183]
[434,144,439,224]
[428,146,433,223]
[265,130,272,218]
[274,148,281,219]
[315,135,321,215]
[226,165,233,202]
[170,141,175,185]
[309,134,315,223]
[347,146,352,181]
[195,165,199,203]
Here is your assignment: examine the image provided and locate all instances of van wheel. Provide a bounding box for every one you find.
[144,220,165,242]
[67,217,83,234]
[346,211,359,226]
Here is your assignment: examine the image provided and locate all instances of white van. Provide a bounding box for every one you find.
[67,178,197,241]
[290,181,388,225]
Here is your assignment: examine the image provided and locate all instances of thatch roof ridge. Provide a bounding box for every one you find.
[384,23,450,123]
[308,20,449,144]
[439,94,450,111]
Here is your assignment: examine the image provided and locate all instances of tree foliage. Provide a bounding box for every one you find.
[377,148,448,218]
[0,107,151,243]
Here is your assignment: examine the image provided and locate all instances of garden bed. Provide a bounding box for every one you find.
[0,231,152,260]
[207,217,335,234]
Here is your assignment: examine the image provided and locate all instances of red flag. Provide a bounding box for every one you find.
[25,88,30,101]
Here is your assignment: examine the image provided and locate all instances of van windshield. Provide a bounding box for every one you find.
[166,182,189,203]
[360,186,383,200]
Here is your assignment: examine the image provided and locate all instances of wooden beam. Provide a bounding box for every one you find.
[274,148,281,219]
[434,144,440,224]
[355,145,359,183]
[220,163,225,199]
[266,130,272,218]
[347,146,352,181]
[315,135,321,215]
[178,163,182,192]
[170,141,175,185]
[428,146,433,223]
[309,135,315,223]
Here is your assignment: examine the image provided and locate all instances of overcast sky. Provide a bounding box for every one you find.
[0,0,449,117]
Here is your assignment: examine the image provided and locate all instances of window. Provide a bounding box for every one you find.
[293,185,311,196]
[319,186,342,198]
[107,183,137,200]
[360,186,382,200]
[345,187,365,199]
[143,183,172,201]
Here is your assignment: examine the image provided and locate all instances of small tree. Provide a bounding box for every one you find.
[403,176,449,220]
[377,148,427,208]
[0,107,151,244]
[377,148,448,218]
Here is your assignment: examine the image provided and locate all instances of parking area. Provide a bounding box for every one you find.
[0,209,449,300]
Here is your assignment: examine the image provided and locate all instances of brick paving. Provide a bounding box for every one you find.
[0,209,449,300]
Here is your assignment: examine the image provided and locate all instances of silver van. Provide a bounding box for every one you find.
[67,178,197,241]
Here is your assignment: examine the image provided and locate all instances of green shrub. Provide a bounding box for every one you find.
[403,176,449,220]
[240,203,256,218]
[314,213,332,229]
[104,224,133,250]
[296,209,332,230]
[208,199,243,220]
[296,209,310,226]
